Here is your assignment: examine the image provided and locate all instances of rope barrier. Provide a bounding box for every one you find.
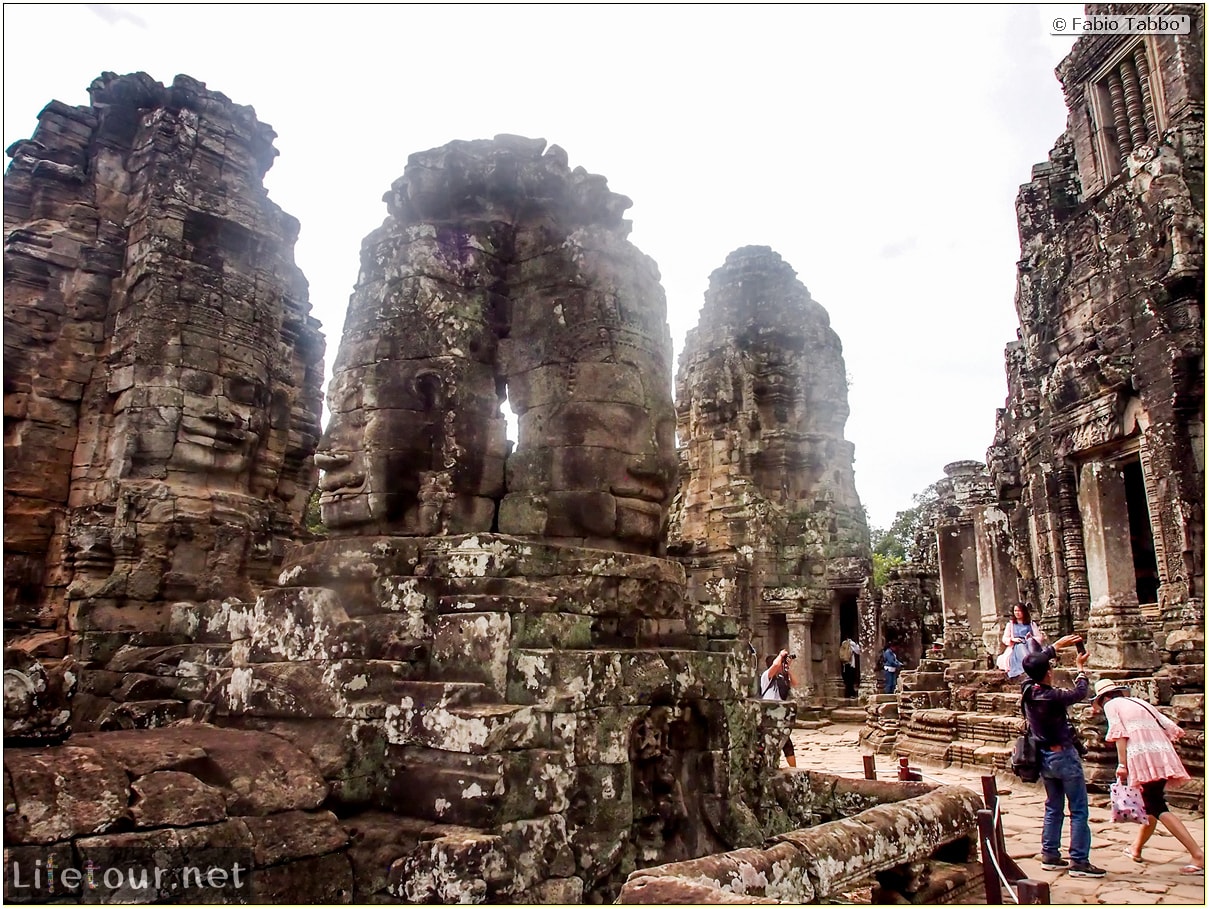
[983,835,1020,905]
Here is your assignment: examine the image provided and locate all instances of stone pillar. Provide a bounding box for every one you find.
[1078,461,1159,670]
[974,504,1019,658]
[936,523,979,659]
[788,618,811,698]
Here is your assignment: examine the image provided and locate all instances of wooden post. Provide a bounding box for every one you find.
[1016,879,1051,904]
[982,774,1026,882]
[863,754,877,780]
[978,809,1003,904]
[898,756,921,781]
[981,774,999,810]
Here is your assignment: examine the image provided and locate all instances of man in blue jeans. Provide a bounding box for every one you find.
[1021,635,1105,878]
[881,643,903,694]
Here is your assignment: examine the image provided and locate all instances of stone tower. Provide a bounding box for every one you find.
[3,72,325,735]
[989,5,1204,676]
[206,139,778,902]
[669,246,871,701]
[316,135,677,552]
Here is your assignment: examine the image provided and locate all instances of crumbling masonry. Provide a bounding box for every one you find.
[5,81,979,904]
[867,5,1205,807]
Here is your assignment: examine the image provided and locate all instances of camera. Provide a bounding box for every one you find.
[1075,640,1086,655]
[785,652,797,661]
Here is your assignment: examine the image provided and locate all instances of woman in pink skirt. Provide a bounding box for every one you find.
[1095,679,1204,874]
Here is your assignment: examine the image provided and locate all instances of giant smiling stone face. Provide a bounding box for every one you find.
[315,137,676,555]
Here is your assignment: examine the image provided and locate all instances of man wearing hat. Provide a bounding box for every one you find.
[1020,634,1105,878]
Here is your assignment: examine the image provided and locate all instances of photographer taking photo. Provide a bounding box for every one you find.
[760,649,797,768]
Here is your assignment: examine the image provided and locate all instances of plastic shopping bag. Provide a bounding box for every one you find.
[1110,781,1148,824]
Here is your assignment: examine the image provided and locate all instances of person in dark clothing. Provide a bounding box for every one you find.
[881,643,903,694]
[1020,635,1105,878]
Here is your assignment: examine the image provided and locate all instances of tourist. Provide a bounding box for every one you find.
[996,602,1046,679]
[1020,636,1105,877]
[760,649,797,768]
[881,642,903,694]
[840,635,861,698]
[1095,679,1204,874]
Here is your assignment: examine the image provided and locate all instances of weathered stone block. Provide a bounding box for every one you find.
[385,702,552,754]
[430,611,512,695]
[4,842,78,902]
[391,830,508,903]
[4,746,128,843]
[241,809,348,866]
[341,813,431,900]
[130,771,227,827]
[247,852,353,903]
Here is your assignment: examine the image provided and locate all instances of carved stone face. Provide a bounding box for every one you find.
[315,407,439,532]
[169,368,268,480]
[64,508,116,598]
[598,402,677,545]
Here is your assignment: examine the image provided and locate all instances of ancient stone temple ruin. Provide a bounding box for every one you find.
[208,135,776,902]
[991,6,1204,671]
[868,5,1206,804]
[669,247,872,702]
[4,72,983,903]
[989,2,1205,798]
[3,72,324,739]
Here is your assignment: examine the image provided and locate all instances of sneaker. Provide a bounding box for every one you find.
[1068,861,1106,878]
[1040,855,1067,870]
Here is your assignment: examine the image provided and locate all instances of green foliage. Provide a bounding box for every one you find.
[871,551,903,588]
[304,484,326,537]
[870,482,941,565]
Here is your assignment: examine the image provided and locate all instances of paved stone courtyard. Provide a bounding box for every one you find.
[789,723,1207,905]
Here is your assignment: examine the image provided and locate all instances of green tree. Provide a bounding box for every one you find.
[871,482,941,564]
[304,484,327,537]
[871,550,903,588]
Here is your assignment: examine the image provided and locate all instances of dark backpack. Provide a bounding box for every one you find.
[775,672,791,699]
[763,669,791,700]
[1010,683,1041,783]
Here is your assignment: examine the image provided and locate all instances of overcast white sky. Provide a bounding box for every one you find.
[3,3,1083,529]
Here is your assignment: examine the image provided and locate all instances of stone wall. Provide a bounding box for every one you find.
[3,73,325,736]
[3,727,352,903]
[990,6,1204,674]
[204,533,778,902]
[668,247,871,702]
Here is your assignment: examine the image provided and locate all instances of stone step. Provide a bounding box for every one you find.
[385,680,497,710]
[208,665,493,719]
[385,703,551,754]
[436,593,560,614]
[384,747,570,827]
[794,718,831,730]
[506,647,740,709]
[828,707,869,724]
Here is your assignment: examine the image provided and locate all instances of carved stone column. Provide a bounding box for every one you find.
[1078,461,1160,670]
[974,504,1019,658]
[936,522,979,659]
[788,617,812,699]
